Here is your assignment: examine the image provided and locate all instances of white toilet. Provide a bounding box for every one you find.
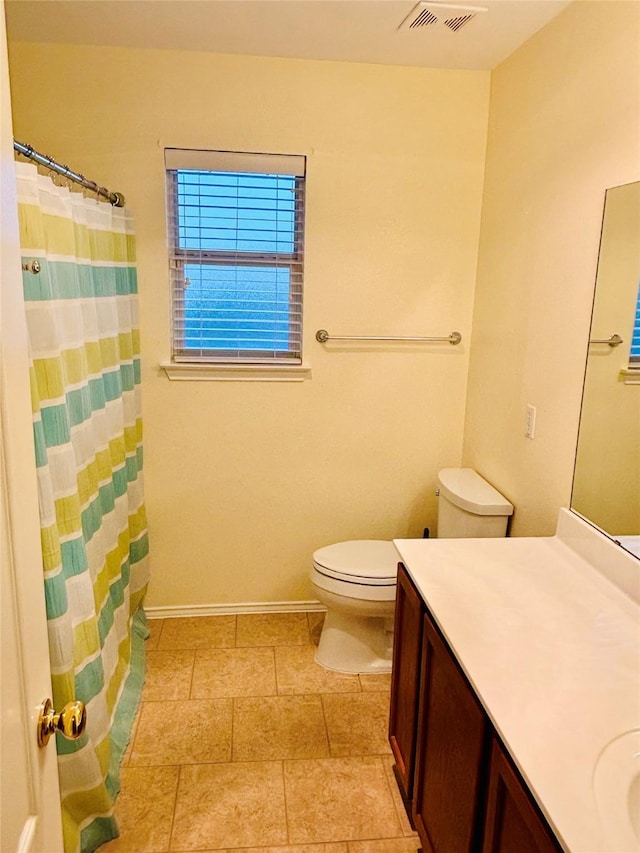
[311,467,514,674]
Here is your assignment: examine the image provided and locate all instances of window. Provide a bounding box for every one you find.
[165,149,305,366]
[630,280,640,367]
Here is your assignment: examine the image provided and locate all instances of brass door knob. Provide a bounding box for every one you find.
[37,698,87,748]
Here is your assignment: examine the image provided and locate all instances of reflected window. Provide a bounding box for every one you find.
[631,280,640,367]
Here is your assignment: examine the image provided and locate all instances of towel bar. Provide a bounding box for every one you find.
[315,330,462,345]
[589,334,623,347]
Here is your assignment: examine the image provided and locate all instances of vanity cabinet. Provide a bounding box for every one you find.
[413,602,488,852]
[389,562,562,853]
[483,739,561,853]
[388,561,425,807]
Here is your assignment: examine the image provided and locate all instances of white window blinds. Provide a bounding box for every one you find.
[631,280,640,366]
[166,149,306,364]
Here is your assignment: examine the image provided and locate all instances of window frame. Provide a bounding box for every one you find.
[165,149,306,369]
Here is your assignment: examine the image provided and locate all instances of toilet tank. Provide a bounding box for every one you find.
[437,468,514,538]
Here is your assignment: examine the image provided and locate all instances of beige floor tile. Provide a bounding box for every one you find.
[129,699,232,766]
[284,756,403,844]
[114,611,407,852]
[120,706,141,767]
[347,840,420,852]
[145,618,164,651]
[275,646,361,695]
[191,647,277,698]
[173,844,349,852]
[100,766,179,852]
[383,758,418,838]
[157,615,237,649]
[322,693,392,757]
[307,611,326,645]
[233,845,348,853]
[171,761,287,849]
[232,695,330,761]
[236,612,311,647]
[143,650,195,701]
[359,673,392,693]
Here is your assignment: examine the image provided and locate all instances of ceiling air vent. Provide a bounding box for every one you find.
[398,2,487,33]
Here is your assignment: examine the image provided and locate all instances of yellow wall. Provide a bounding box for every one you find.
[7,43,490,606]
[462,0,640,536]
[7,0,640,608]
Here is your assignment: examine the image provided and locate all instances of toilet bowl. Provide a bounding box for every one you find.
[311,540,398,674]
[311,468,514,675]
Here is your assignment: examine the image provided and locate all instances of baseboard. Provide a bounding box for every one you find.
[144,599,327,620]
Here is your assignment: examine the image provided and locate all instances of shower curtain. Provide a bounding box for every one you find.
[15,161,150,853]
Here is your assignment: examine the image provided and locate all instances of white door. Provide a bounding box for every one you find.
[0,4,65,850]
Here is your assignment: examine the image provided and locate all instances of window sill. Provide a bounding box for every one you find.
[160,361,312,382]
[619,368,640,385]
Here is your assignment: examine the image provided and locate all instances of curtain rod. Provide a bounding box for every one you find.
[13,140,125,207]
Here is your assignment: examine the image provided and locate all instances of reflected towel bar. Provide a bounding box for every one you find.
[589,334,623,347]
[316,330,462,345]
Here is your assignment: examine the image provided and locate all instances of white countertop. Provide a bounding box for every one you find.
[393,509,640,853]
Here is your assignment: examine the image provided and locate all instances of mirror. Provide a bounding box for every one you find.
[572,181,640,559]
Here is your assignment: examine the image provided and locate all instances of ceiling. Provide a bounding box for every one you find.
[4,0,571,71]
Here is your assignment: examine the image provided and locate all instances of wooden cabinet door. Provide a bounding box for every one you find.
[389,562,425,805]
[483,739,561,853]
[413,610,488,853]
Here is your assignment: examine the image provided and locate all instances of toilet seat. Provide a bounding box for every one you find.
[312,540,399,587]
[311,540,398,673]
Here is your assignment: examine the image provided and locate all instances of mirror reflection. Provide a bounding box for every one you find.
[572,181,640,559]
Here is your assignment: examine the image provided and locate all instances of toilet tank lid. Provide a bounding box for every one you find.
[438,468,514,516]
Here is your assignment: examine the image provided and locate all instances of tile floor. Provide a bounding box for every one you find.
[102,612,420,853]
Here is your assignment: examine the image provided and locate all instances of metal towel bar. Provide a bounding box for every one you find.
[589,334,623,347]
[316,330,462,345]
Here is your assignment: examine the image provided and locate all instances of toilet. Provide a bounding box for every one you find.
[311,467,514,674]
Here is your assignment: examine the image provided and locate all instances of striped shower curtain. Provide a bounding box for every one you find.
[15,161,149,853]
